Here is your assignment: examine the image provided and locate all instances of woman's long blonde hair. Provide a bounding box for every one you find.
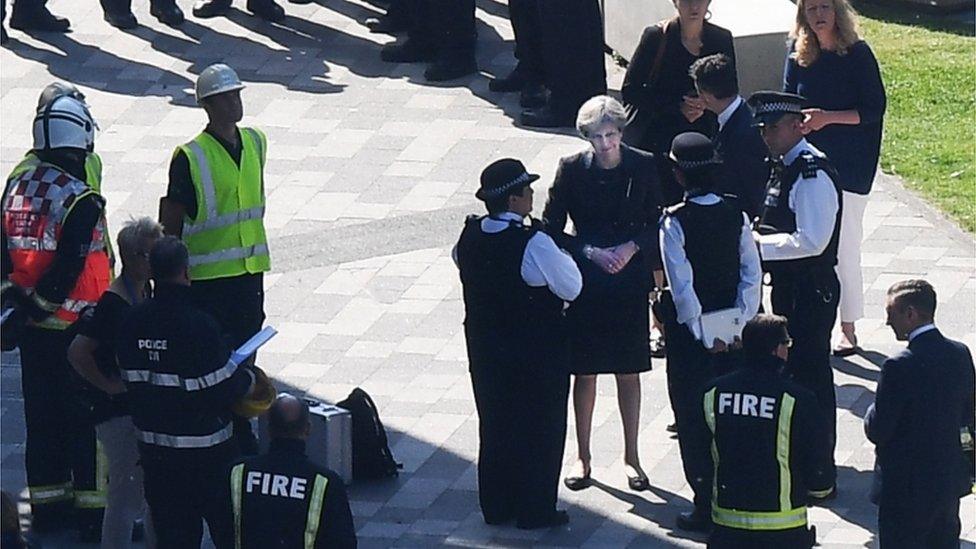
[790,0,861,67]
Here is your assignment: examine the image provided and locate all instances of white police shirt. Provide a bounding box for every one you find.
[660,193,762,342]
[452,211,582,302]
[755,139,840,262]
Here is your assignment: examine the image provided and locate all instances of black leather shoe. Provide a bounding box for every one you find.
[364,14,406,34]
[424,56,476,82]
[10,9,71,32]
[488,69,525,93]
[519,83,547,109]
[192,0,231,18]
[676,508,712,533]
[380,40,435,63]
[151,2,185,25]
[520,105,574,129]
[104,10,138,29]
[247,0,285,21]
[517,510,569,530]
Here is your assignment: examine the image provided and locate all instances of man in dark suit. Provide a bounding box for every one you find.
[690,54,768,219]
[865,279,975,549]
[379,0,477,82]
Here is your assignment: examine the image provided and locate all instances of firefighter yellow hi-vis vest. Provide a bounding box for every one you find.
[177,128,270,281]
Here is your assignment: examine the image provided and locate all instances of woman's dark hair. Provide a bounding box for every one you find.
[690,54,739,100]
[149,236,189,281]
[484,187,524,216]
[742,314,790,359]
[677,165,719,192]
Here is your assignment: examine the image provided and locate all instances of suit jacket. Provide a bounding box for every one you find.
[865,328,976,507]
[714,100,769,219]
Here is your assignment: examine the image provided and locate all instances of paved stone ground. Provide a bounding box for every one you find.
[2,1,975,547]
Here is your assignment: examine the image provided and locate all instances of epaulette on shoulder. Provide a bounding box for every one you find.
[799,151,821,179]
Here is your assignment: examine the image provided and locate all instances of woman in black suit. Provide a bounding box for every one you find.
[622,0,735,206]
[543,95,663,492]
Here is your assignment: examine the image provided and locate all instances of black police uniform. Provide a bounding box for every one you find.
[212,438,357,549]
[686,355,833,548]
[455,215,571,527]
[865,326,976,548]
[660,194,747,517]
[757,147,842,494]
[116,282,254,549]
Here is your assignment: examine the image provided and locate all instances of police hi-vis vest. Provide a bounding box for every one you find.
[177,128,270,281]
[3,163,110,330]
[230,464,330,549]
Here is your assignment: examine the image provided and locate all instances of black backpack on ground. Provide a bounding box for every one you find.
[337,388,402,481]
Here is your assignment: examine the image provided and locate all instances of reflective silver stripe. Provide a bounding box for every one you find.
[182,205,266,237]
[6,235,57,251]
[62,298,97,313]
[120,359,239,391]
[136,422,234,449]
[184,141,219,223]
[188,243,270,267]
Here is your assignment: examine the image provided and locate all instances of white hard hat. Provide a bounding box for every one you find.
[32,95,97,152]
[195,63,245,103]
[36,81,87,113]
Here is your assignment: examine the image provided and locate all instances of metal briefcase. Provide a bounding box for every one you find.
[258,398,353,485]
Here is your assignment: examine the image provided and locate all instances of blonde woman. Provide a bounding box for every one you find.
[784,0,886,356]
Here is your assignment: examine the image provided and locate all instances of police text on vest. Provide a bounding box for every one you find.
[718,392,776,419]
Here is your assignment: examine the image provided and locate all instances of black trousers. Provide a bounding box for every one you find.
[879,498,961,549]
[661,297,735,513]
[770,268,839,489]
[535,0,607,117]
[19,326,104,529]
[467,330,569,524]
[141,454,230,549]
[709,525,815,549]
[191,273,265,455]
[404,0,476,59]
[507,0,545,84]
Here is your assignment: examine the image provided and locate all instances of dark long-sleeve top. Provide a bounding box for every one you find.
[622,18,736,152]
[864,326,975,505]
[784,40,886,195]
[542,145,663,268]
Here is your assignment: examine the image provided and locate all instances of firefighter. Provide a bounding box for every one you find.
[685,314,832,548]
[159,63,271,455]
[115,236,257,548]
[213,394,357,548]
[1,92,110,538]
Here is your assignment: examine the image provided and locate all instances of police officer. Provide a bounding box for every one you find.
[749,91,841,499]
[685,314,832,548]
[213,394,357,548]
[116,236,257,548]
[2,91,110,537]
[454,158,582,528]
[378,0,477,82]
[160,63,270,455]
[659,132,762,532]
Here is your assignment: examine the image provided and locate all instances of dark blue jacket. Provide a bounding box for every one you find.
[866,328,976,507]
[714,100,769,219]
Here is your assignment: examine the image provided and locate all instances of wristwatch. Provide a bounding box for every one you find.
[583,245,595,260]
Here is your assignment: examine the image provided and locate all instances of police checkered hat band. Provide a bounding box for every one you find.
[753,101,803,116]
[477,158,540,201]
[668,152,722,170]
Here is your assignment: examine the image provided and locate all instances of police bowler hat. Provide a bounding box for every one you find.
[747,91,807,127]
[669,132,721,171]
[476,158,540,201]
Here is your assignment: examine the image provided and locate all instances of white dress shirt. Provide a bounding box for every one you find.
[716,96,743,132]
[452,212,583,302]
[659,194,763,341]
[908,323,937,342]
[756,139,840,262]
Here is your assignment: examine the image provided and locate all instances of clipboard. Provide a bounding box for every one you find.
[230,326,277,366]
[699,308,743,347]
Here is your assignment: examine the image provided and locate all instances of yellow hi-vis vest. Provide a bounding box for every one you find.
[177,128,271,281]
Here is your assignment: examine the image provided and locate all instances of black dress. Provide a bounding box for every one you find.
[542,145,663,375]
